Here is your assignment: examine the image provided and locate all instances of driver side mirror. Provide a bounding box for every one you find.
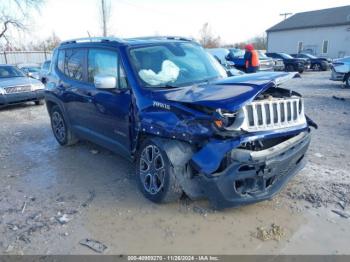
[94,75,117,90]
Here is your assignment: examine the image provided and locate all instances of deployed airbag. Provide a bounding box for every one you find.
[139,60,180,86]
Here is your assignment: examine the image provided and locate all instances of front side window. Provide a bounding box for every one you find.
[129,42,226,88]
[88,48,128,89]
[64,49,84,81]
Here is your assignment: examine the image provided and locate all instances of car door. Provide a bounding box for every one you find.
[85,48,132,155]
[56,48,97,133]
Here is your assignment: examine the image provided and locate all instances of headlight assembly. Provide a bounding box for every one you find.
[31,83,45,91]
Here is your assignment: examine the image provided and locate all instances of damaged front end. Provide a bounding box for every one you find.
[137,72,315,208]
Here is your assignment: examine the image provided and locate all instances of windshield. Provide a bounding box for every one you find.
[206,48,229,61]
[129,42,226,88]
[0,66,25,78]
[280,53,294,59]
[23,67,40,73]
[258,51,268,59]
[229,49,245,58]
[42,61,50,70]
[302,53,317,59]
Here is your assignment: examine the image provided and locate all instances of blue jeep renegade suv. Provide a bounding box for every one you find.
[45,37,315,208]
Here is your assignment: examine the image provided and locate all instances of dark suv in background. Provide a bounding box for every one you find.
[44,37,314,208]
[290,53,330,71]
[266,52,307,73]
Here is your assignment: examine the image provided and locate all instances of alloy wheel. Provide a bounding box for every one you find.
[139,145,166,195]
[52,111,66,143]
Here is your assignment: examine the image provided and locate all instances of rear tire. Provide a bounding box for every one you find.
[50,105,78,146]
[136,139,183,204]
[345,74,350,88]
[35,100,44,105]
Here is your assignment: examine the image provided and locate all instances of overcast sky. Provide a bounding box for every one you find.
[25,0,350,44]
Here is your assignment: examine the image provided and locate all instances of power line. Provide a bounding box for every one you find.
[280,12,292,20]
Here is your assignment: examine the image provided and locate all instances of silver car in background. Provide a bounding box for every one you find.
[330,56,350,87]
[0,65,45,107]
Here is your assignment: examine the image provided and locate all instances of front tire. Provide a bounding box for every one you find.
[50,105,78,146]
[136,140,183,203]
[313,63,321,71]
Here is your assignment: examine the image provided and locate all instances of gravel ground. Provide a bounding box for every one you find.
[0,71,349,255]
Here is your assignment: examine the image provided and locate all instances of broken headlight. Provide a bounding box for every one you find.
[213,108,244,130]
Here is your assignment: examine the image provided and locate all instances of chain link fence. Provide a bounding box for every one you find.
[0,51,52,65]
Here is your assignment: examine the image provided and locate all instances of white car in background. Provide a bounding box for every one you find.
[330,56,350,87]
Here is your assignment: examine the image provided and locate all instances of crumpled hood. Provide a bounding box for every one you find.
[0,77,42,88]
[152,72,297,111]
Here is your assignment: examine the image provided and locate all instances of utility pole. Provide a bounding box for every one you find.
[101,0,107,37]
[280,12,292,20]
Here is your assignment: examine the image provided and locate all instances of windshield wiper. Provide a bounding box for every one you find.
[149,84,179,89]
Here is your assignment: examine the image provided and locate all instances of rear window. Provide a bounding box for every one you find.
[56,48,85,81]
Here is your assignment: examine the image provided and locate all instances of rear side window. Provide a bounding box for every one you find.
[62,49,85,81]
[57,50,65,72]
[88,48,128,89]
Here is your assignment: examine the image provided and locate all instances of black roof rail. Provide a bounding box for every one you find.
[60,37,125,45]
[127,36,195,42]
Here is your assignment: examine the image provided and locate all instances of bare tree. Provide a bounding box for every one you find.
[100,0,111,37]
[249,34,267,50]
[198,23,221,48]
[0,0,44,44]
[229,34,267,50]
[26,32,61,51]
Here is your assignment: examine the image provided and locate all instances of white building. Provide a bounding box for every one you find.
[266,5,350,58]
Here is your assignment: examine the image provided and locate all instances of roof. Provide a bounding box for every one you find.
[59,36,195,48]
[267,5,350,32]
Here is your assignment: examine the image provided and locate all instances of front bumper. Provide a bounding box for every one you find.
[0,90,44,106]
[330,68,345,81]
[273,65,285,71]
[198,131,311,209]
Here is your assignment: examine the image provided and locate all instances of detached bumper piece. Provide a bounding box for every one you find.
[199,132,311,209]
[0,90,44,106]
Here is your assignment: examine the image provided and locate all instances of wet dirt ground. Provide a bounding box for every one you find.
[0,71,349,255]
